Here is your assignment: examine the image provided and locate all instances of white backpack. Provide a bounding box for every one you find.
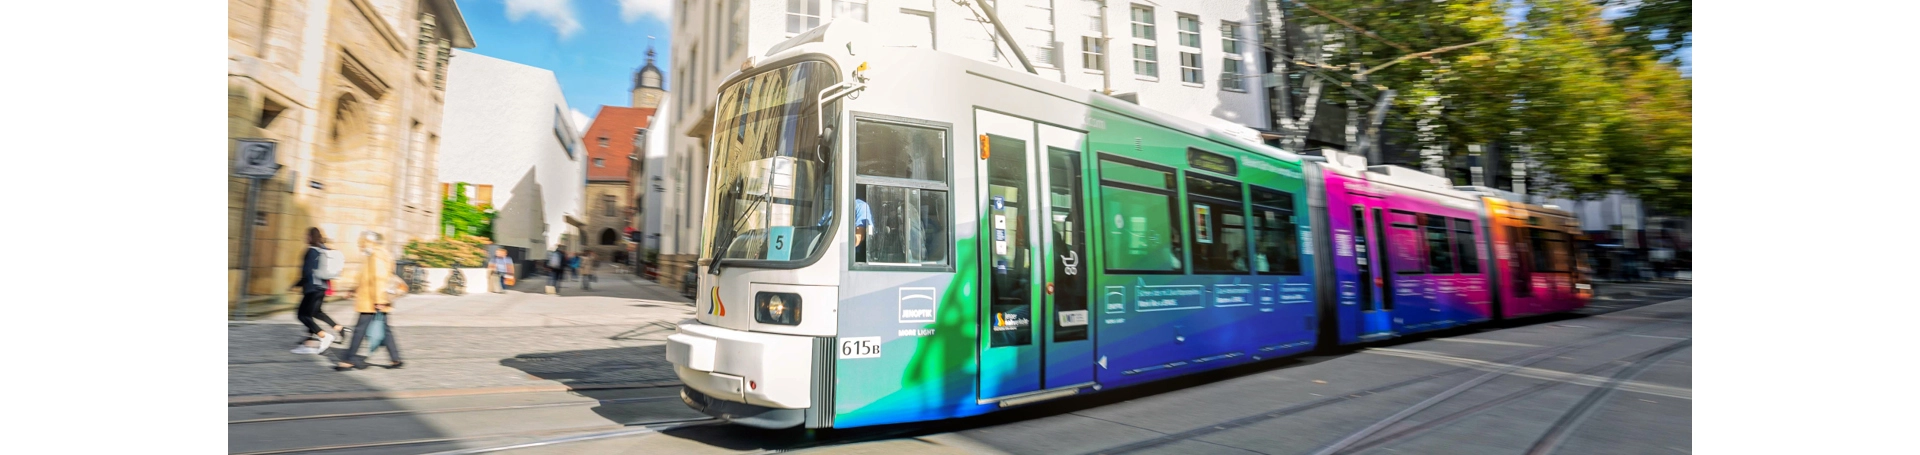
[315,247,345,280]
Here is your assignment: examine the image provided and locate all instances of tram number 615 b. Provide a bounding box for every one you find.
[839,337,882,359]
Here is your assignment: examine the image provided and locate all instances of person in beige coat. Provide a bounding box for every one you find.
[335,231,403,371]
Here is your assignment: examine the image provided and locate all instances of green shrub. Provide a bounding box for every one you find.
[405,235,490,268]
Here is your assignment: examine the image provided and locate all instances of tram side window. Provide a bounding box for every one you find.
[1452,218,1480,274]
[1387,211,1426,274]
[1424,214,1456,274]
[1529,228,1569,273]
[1099,156,1184,273]
[1251,187,1301,275]
[1187,174,1249,274]
[852,120,950,267]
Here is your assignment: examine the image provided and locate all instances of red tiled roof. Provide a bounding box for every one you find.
[582,106,658,182]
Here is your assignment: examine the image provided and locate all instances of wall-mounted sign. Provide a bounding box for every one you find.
[233,139,282,178]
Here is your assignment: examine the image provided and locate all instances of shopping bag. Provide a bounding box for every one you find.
[365,313,389,352]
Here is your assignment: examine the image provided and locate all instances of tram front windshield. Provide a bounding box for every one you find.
[701,61,842,267]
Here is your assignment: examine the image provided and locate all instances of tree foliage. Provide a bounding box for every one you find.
[1601,0,1691,62]
[1277,0,1691,214]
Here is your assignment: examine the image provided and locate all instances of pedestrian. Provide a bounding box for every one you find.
[488,248,515,294]
[579,251,597,291]
[336,231,403,370]
[545,247,567,294]
[568,252,583,281]
[289,227,347,354]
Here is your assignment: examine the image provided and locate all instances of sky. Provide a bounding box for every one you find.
[457,0,673,132]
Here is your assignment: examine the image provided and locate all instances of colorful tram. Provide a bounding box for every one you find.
[665,23,1589,430]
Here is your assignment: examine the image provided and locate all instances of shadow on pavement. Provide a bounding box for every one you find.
[228,323,453,454]
[499,345,691,424]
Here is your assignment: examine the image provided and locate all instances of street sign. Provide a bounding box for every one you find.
[234,139,283,178]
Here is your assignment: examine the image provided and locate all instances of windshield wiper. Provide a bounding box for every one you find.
[708,182,768,276]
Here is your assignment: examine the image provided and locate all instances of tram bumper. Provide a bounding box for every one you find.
[666,319,814,429]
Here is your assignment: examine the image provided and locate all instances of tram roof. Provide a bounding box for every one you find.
[749,21,1302,166]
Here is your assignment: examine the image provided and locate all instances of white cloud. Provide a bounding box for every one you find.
[571,108,592,135]
[505,0,582,39]
[619,0,672,23]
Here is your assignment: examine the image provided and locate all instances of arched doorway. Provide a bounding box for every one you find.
[599,228,619,245]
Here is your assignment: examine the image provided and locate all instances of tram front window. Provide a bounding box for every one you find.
[700,61,842,268]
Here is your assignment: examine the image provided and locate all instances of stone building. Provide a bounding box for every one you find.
[437,50,587,267]
[228,0,475,314]
[579,48,665,265]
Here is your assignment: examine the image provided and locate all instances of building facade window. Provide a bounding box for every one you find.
[415,13,437,70]
[594,158,605,167]
[1026,2,1056,67]
[1221,21,1244,55]
[1129,4,1154,39]
[406,122,426,205]
[598,137,608,147]
[729,0,746,56]
[1133,44,1157,77]
[1222,58,1245,91]
[1180,52,1202,84]
[787,0,821,33]
[1177,14,1200,48]
[1082,36,1104,70]
[1085,0,1103,32]
[788,0,868,34]
[602,195,618,217]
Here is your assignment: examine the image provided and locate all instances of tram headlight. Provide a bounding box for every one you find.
[755,292,803,326]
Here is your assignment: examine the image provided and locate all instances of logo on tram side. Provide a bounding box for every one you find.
[899,287,937,323]
[709,287,726,316]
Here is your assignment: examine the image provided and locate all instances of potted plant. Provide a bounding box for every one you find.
[403,235,491,295]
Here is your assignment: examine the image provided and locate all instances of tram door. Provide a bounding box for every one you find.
[975,110,1095,401]
[1348,199,1394,338]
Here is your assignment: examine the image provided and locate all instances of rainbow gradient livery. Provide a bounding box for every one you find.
[664,22,1588,429]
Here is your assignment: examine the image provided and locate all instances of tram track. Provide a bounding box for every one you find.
[228,385,709,455]
[1079,296,1691,455]
[229,417,717,455]
[228,394,683,425]
[1325,338,1692,455]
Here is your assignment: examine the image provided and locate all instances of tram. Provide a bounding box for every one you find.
[665,22,1588,430]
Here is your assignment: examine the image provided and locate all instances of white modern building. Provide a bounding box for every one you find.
[439,50,588,256]
[639,93,674,256]
[663,0,1270,269]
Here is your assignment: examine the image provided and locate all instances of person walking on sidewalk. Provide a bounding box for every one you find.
[578,251,597,291]
[568,252,583,281]
[335,231,403,371]
[488,248,515,293]
[289,227,347,354]
[545,248,567,294]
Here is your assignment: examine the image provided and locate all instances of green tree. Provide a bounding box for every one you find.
[1600,0,1691,62]
[1269,0,1690,214]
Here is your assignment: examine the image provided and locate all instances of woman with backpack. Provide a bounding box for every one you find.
[289,227,347,354]
[335,231,403,370]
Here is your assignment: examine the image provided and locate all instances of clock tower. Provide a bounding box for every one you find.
[631,45,664,109]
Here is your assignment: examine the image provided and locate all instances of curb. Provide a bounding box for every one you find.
[228,380,683,407]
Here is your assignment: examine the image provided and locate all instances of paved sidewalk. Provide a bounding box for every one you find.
[253,268,692,327]
[231,270,696,402]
